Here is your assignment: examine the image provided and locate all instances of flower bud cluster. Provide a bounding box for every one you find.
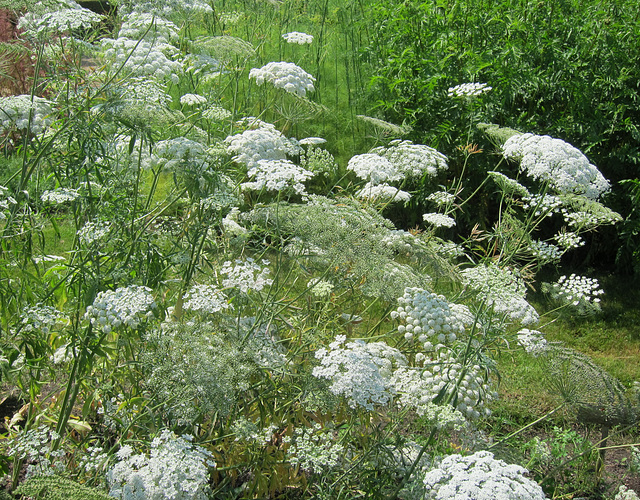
[487,171,531,197]
[563,209,622,229]
[249,61,316,97]
[221,258,273,294]
[503,133,610,200]
[282,31,314,44]
[242,159,314,196]
[371,140,448,179]
[0,95,54,135]
[307,278,334,298]
[422,213,456,228]
[287,423,345,474]
[77,220,111,246]
[528,240,563,264]
[391,288,470,345]
[447,82,492,97]
[20,304,67,334]
[182,285,232,314]
[356,182,411,203]
[85,285,156,333]
[423,451,546,499]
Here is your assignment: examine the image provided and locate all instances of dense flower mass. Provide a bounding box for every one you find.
[242,159,314,195]
[249,61,316,97]
[17,0,102,36]
[517,329,548,355]
[101,38,182,82]
[422,451,546,499]
[546,274,603,314]
[356,182,411,203]
[180,93,207,106]
[0,95,54,135]
[282,31,314,44]
[220,258,273,293]
[447,82,492,97]
[503,133,610,199]
[182,285,231,314]
[423,213,456,228]
[225,127,300,167]
[85,286,156,333]
[313,336,407,410]
[41,188,79,204]
[371,140,448,178]
[347,153,401,184]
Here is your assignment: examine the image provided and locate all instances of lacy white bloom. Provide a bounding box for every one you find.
[546,274,603,314]
[615,485,640,500]
[85,285,156,333]
[249,61,315,97]
[18,1,102,36]
[356,182,411,203]
[347,153,401,184]
[203,105,231,121]
[307,278,334,297]
[563,209,622,229]
[225,127,300,167]
[312,336,407,410]
[150,137,209,172]
[107,430,215,500]
[180,93,207,106]
[503,133,610,199]
[21,304,66,334]
[529,240,563,263]
[182,285,231,314]
[423,213,456,228]
[461,264,539,325]
[220,258,273,293]
[117,12,179,43]
[299,137,326,145]
[523,193,563,217]
[0,95,54,135]
[426,191,455,206]
[101,38,182,82]
[517,329,548,355]
[242,159,314,195]
[77,220,111,246]
[371,140,448,179]
[423,451,546,499]
[392,288,469,345]
[447,82,492,97]
[41,188,79,204]
[287,423,344,473]
[555,230,585,250]
[282,31,313,44]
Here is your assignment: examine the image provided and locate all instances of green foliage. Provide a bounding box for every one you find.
[14,476,111,500]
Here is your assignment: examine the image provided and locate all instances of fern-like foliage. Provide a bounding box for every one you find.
[14,476,111,500]
[546,346,639,427]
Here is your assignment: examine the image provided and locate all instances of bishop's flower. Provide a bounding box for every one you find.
[84,285,156,333]
[370,140,448,179]
[0,95,54,135]
[249,61,315,97]
[242,159,314,196]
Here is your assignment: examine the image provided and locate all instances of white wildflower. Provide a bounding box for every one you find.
[529,240,563,263]
[422,213,456,228]
[242,159,314,195]
[225,127,301,168]
[356,182,411,203]
[371,140,448,179]
[0,95,54,135]
[426,191,455,206]
[77,220,111,246]
[282,31,313,44]
[555,230,585,250]
[220,258,273,293]
[182,285,231,314]
[249,61,315,97]
[347,153,401,184]
[41,188,79,204]
[517,329,548,356]
[447,82,492,97]
[84,285,156,333]
[180,93,207,106]
[545,274,603,314]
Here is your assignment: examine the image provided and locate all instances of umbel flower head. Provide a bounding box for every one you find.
[503,133,610,200]
[282,31,313,44]
[249,61,316,97]
[85,285,156,333]
[0,95,54,135]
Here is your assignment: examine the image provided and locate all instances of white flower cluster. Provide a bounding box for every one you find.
[563,209,622,229]
[85,285,156,333]
[436,240,467,259]
[249,61,316,97]
[487,171,530,197]
[313,336,407,410]
[150,137,209,172]
[447,82,492,97]
[107,430,215,500]
[523,193,563,217]
[282,31,314,44]
[20,304,66,334]
[503,133,610,200]
[17,1,102,36]
[230,418,278,444]
[225,127,300,168]
[242,159,314,195]
[77,220,111,246]
[0,95,54,135]
[202,105,232,121]
[41,188,80,204]
[356,182,411,203]
[370,140,448,179]
[220,258,273,293]
[101,38,182,83]
[427,191,456,206]
[392,288,470,345]
[422,451,546,499]
[180,93,207,106]
[517,329,548,356]
[0,185,16,219]
[50,343,76,365]
[528,240,563,264]
[380,229,428,255]
[423,213,456,228]
[615,485,640,500]
[461,264,539,325]
[286,423,345,473]
[555,230,585,250]
[182,284,231,314]
[548,274,603,313]
[117,12,179,43]
[307,278,334,298]
[7,426,65,478]
[347,153,401,184]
